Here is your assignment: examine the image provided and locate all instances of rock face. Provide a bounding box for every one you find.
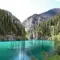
[0,9,26,40]
[23,8,60,31]
[23,8,60,39]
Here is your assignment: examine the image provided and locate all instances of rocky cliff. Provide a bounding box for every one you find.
[23,8,60,39]
[23,8,60,31]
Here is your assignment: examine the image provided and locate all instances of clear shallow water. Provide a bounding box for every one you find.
[0,40,54,60]
[15,51,30,60]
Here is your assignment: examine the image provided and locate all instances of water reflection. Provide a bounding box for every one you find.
[0,40,54,60]
[13,51,30,60]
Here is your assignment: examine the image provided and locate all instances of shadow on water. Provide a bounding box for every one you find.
[0,40,54,60]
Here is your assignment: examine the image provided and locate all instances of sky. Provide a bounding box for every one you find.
[0,0,60,22]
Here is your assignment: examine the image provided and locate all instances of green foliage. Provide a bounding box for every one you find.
[47,55,60,60]
[30,56,38,60]
[41,51,48,60]
[34,13,60,40]
[0,9,26,40]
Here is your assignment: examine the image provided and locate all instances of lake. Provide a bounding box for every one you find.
[0,40,54,60]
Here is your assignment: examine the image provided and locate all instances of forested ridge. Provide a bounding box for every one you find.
[0,9,27,40]
[34,13,60,40]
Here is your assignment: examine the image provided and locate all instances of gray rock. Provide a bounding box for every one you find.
[23,8,60,31]
[23,8,60,39]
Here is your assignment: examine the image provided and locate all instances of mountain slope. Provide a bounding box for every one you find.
[23,8,60,31]
[32,13,60,40]
[0,9,26,40]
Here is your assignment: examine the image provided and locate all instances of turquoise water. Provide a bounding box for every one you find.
[0,40,54,60]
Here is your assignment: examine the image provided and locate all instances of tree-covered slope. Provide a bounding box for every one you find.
[23,8,60,31]
[33,13,60,40]
[0,9,27,40]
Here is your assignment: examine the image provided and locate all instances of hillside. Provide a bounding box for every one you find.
[23,8,60,31]
[0,9,27,40]
[35,13,60,40]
